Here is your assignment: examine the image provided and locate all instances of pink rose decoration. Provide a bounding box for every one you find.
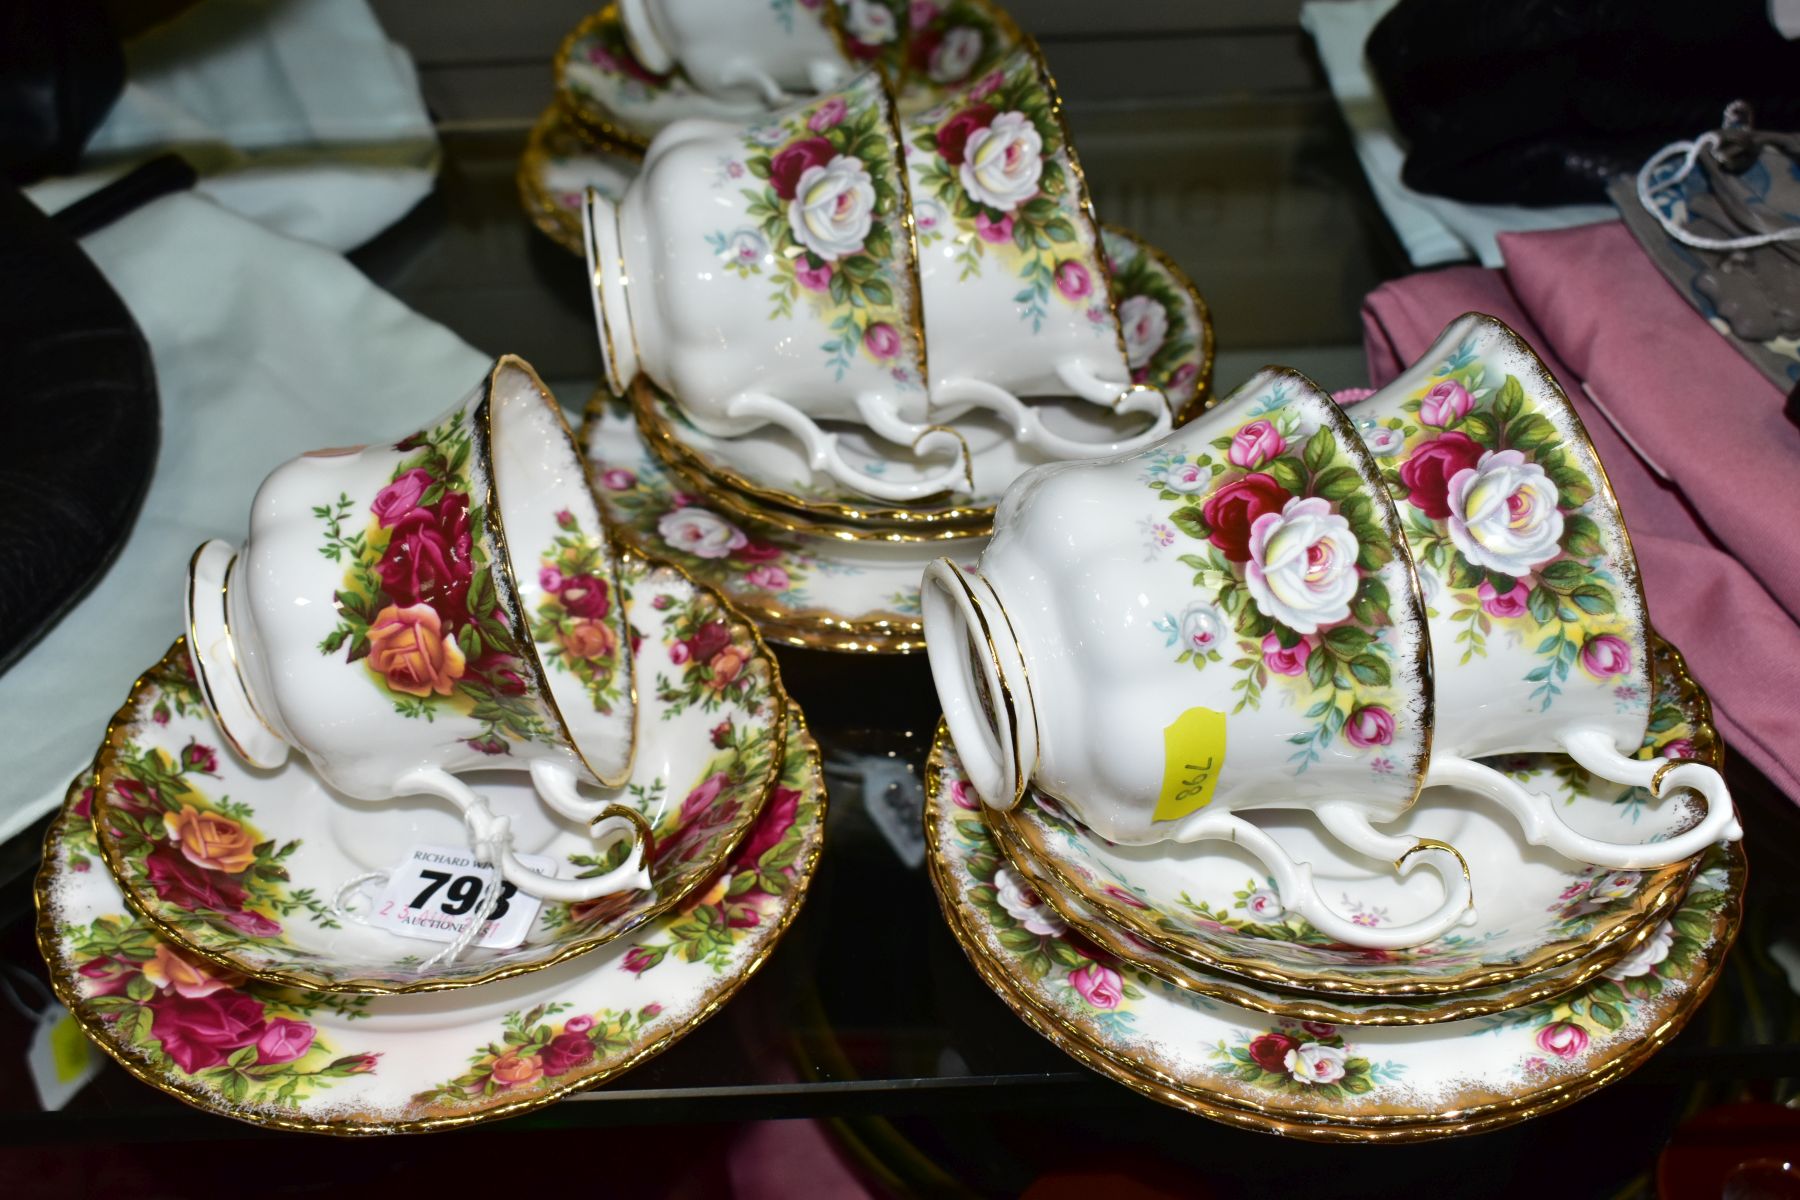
[863,323,902,360]
[180,742,219,774]
[1170,362,1199,391]
[1261,634,1309,677]
[1069,962,1123,1010]
[974,211,1013,243]
[564,1015,594,1034]
[1345,706,1395,748]
[538,1030,596,1076]
[370,467,433,527]
[796,261,833,292]
[807,97,848,131]
[669,641,691,665]
[949,780,978,810]
[682,772,731,822]
[539,566,565,593]
[1580,635,1633,679]
[745,564,791,592]
[970,69,1004,101]
[621,947,658,974]
[149,990,267,1074]
[910,0,940,26]
[739,785,802,864]
[1228,419,1286,469]
[643,1003,664,1018]
[255,1018,315,1065]
[1300,1021,1337,1038]
[1478,578,1530,618]
[1661,738,1697,760]
[1536,1021,1589,1059]
[1418,380,1474,428]
[601,468,636,491]
[226,910,283,938]
[1054,260,1092,300]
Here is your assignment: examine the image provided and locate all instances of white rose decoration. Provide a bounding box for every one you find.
[1120,295,1169,368]
[960,110,1044,213]
[1161,459,1212,493]
[657,507,748,559]
[994,867,1066,936]
[1587,870,1641,903]
[1284,1042,1348,1085]
[721,228,767,267]
[1445,449,1564,576]
[1244,888,1283,920]
[843,0,898,44]
[929,26,984,83]
[913,196,947,235]
[1604,920,1673,981]
[1244,497,1361,635]
[1360,423,1404,457]
[788,155,876,262]
[1178,604,1225,654]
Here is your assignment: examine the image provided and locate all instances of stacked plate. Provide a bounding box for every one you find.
[35,360,827,1132]
[519,4,1214,653]
[918,316,1748,1140]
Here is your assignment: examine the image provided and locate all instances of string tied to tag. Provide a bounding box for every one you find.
[1636,108,1800,252]
[418,804,512,969]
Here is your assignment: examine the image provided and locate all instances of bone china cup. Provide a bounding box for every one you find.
[896,43,1171,461]
[581,72,972,502]
[1347,312,1741,868]
[617,0,853,106]
[922,369,1478,949]
[184,357,650,903]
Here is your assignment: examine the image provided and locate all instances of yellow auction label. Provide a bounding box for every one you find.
[1154,706,1228,822]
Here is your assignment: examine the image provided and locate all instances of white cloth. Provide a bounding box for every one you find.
[1300,0,1616,268]
[0,193,489,846]
[25,0,438,252]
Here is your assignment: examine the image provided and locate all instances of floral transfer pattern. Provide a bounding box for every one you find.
[315,407,553,756]
[1101,227,1204,403]
[1367,337,1641,711]
[1212,1020,1404,1098]
[530,509,629,716]
[899,1,1019,104]
[1000,633,1716,987]
[1141,380,1413,774]
[906,49,1106,333]
[718,74,923,384]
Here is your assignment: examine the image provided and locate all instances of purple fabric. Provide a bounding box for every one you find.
[1360,256,1800,803]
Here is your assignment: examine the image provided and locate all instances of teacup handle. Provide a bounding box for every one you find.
[724,390,974,501]
[398,767,652,902]
[1429,736,1742,870]
[1170,806,1476,950]
[932,377,1173,459]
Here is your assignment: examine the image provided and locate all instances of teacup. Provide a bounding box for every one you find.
[923,369,1478,948]
[898,43,1172,460]
[185,357,651,903]
[616,0,853,106]
[1349,312,1741,867]
[581,72,973,502]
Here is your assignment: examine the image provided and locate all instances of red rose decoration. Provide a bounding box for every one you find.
[687,620,733,664]
[376,492,475,625]
[731,540,784,564]
[1399,431,1485,520]
[149,989,268,1074]
[907,27,943,72]
[681,772,731,823]
[738,786,802,865]
[769,136,837,201]
[1200,473,1292,563]
[144,843,248,913]
[935,103,995,166]
[558,574,611,620]
[370,467,433,527]
[538,1030,596,1076]
[1247,1031,1298,1074]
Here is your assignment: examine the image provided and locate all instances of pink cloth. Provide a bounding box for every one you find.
[1361,260,1800,803]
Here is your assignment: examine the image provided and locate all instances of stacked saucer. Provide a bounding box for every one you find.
[919,314,1747,1139]
[36,358,827,1132]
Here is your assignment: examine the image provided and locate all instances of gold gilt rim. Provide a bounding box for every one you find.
[552,5,656,152]
[629,223,1218,535]
[987,794,1685,1027]
[42,687,827,1136]
[983,629,1716,998]
[1462,312,1658,729]
[91,543,791,995]
[584,390,935,654]
[517,102,643,256]
[924,736,1747,1137]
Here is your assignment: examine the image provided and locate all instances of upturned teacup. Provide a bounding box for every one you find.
[1348,313,1741,868]
[923,369,1477,948]
[582,72,976,502]
[616,0,854,106]
[898,43,1171,460]
[185,357,651,903]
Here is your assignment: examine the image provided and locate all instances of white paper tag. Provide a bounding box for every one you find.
[27,1009,99,1111]
[857,757,926,870]
[367,844,551,950]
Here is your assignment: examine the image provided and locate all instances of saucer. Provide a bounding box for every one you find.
[584,394,985,652]
[518,103,641,256]
[40,708,824,1132]
[988,633,1717,997]
[633,225,1215,533]
[94,554,788,994]
[555,1,1029,151]
[927,735,1744,1140]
